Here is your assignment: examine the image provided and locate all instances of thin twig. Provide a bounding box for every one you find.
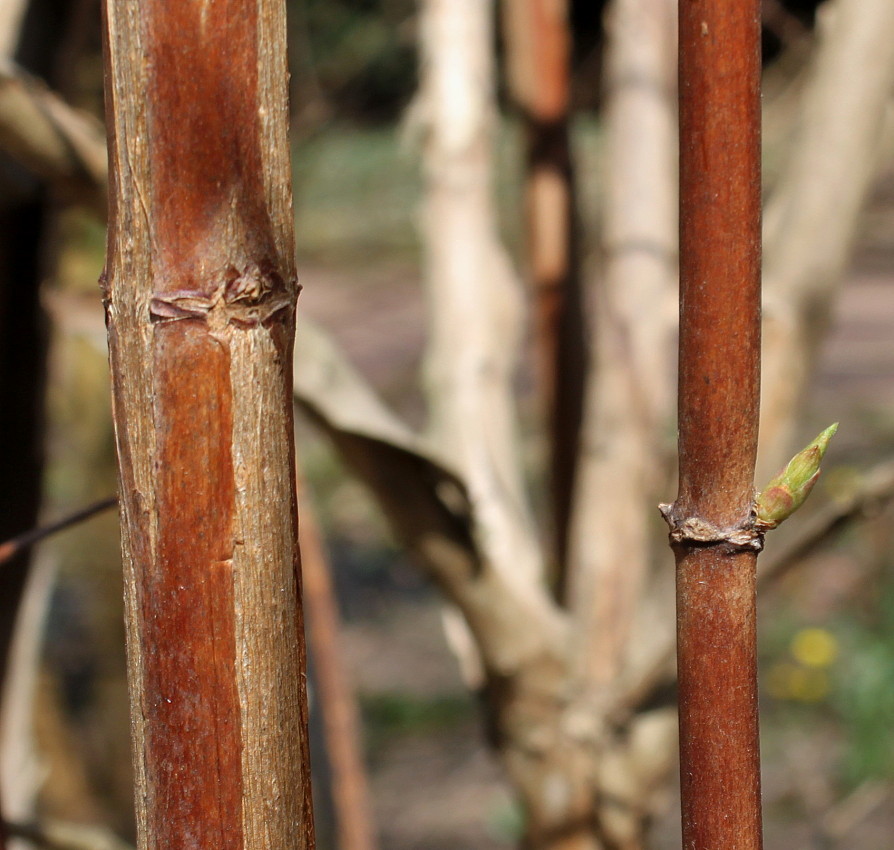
[297,473,378,850]
[0,496,117,567]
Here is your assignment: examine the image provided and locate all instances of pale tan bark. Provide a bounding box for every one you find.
[0,552,57,846]
[415,0,543,587]
[0,0,27,58]
[568,0,678,689]
[759,0,894,478]
[6,817,135,850]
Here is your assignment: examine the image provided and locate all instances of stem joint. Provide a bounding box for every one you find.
[658,503,764,553]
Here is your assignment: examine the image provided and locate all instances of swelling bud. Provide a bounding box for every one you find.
[755,423,838,531]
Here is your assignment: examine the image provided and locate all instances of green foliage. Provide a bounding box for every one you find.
[486,798,525,843]
[763,561,894,790]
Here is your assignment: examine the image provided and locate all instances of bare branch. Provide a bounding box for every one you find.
[103,0,315,843]
[567,0,678,689]
[760,0,894,477]
[0,59,107,212]
[5,819,134,850]
[413,0,544,587]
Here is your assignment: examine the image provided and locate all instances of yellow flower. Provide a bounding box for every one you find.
[791,627,839,668]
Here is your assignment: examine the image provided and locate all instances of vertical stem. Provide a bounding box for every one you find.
[102,1,315,848]
[297,474,377,850]
[673,2,762,849]
[502,0,586,578]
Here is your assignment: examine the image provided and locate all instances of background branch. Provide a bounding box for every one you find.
[0,59,106,213]
[4,819,134,850]
[293,317,567,677]
[413,0,543,589]
[760,0,894,477]
[568,0,678,690]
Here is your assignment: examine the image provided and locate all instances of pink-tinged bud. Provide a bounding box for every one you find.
[755,424,838,531]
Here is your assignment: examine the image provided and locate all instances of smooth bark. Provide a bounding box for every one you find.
[668,2,763,848]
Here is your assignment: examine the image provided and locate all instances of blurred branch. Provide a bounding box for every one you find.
[0,59,107,213]
[293,318,484,612]
[501,0,586,575]
[821,781,890,842]
[568,0,678,689]
[762,0,810,49]
[760,0,894,477]
[296,473,378,850]
[0,0,28,59]
[293,315,567,677]
[4,819,134,850]
[413,0,544,588]
[0,497,117,567]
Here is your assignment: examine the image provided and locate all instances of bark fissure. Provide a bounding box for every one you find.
[103,0,314,847]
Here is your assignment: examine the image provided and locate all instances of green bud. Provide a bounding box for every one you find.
[755,423,838,531]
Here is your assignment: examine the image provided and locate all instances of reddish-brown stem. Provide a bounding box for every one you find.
[503,0,586,579]
[102,1,314,847]
[297,474,378,850]
[672,2,763,849]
